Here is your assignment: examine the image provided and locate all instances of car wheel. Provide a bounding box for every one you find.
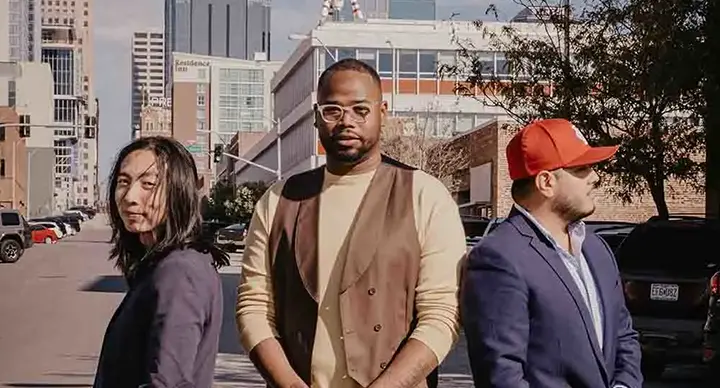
[44,237,52,244]
[0,239,22,263]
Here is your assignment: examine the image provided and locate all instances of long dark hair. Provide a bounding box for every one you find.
[107,136,229,280]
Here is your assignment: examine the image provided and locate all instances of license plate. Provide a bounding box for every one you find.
[650,283,679,301]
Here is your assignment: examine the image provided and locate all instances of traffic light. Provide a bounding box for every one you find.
[213,144,223,163]
[18,115,30,138]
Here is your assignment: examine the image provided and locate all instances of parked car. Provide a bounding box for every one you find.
[29,224,58,244]
[0,209,33,263]
[615,215,718,380]
[69,206,96,219]
[201,221,232,244]
[215,223,248,252]
[29,221,64,239]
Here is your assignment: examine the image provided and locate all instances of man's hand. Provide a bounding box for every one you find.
[368,339,438,388]
[249,338,306,388]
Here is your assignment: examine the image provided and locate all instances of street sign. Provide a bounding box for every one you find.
[185,143,204,154]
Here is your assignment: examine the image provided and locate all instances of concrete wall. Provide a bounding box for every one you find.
[27,147,54,217]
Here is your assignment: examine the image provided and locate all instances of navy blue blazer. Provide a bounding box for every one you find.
[461,209,643,388]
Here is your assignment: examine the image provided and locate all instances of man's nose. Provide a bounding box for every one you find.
[122,181,143,204]
[340,108,355,127]
[589,169,600,186]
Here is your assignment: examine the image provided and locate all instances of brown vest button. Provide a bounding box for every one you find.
[374,324,382,332]
[368,288,376,295]
[380,362,387,369]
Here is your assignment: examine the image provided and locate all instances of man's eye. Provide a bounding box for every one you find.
[353,107,370,115]
[142,181,156,189]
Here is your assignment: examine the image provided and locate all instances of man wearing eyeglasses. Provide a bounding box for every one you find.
[236,58,466,388]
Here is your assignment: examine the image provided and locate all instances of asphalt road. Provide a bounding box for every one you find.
[0,215,704,387]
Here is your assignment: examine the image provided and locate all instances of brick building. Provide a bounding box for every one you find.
[0,107,28,216]
[445,118,705,222]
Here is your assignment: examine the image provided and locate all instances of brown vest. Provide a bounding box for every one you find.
[268,156,437,387]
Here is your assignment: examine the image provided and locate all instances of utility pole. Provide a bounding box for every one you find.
[562,0,572,119]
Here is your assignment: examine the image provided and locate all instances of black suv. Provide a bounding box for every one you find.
[614,215,718,380]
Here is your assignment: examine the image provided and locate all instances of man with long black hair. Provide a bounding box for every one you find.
[236,59,466,388]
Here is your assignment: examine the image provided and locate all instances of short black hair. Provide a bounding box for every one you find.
[510,177,535,202]
[317,58,382,95]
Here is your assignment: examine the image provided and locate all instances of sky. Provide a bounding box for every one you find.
[93,0,524,185]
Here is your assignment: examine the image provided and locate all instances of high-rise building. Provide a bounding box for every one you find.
[7,0,42,62]
[40,0,98,210]
[164,0,271,89]
[131,31,165,134]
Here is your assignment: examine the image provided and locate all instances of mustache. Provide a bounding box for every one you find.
[330,129,361,141]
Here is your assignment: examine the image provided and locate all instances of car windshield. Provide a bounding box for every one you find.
[227,223,246,230]
[617,221,719,274]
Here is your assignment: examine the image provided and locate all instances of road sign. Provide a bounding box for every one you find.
[185,143,203,154]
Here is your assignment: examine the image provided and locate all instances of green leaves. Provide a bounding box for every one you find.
[203,180,269,223]
[443,0,706,216]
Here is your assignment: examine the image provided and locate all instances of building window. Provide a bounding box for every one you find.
[398,50,418,79]
[357,49,377,70]
[378,50,393,78]
[83,175,88,181]
[0,159,5,177]
[83,198,88,205]
[197,94,205,106]
[83,186,88,193]
[418,51,437,79]
[0,128,5,142]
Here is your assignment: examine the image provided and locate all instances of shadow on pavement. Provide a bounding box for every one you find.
[219,274,244,355]
[80,275,127,293]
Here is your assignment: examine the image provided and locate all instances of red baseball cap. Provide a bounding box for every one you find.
[506,118,619,181]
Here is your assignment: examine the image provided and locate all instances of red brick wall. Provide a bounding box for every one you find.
[447,120,706,222]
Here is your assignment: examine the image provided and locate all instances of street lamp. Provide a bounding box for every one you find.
[288,33,338,62]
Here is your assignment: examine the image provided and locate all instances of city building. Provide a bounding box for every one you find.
[12,61,55,217]
[40,0,99,210]
[215,130,267,182]
[0,61,55,217]
[164,0,272,91]
[131,30,166,133]
[0,107,28,215]
[0,0,9,61]
[440,118,705,222]
[168,52,281,194]
[337,0,436,20]
[7,0,42,62]
[135,105,172,139]
[231,18,540,183]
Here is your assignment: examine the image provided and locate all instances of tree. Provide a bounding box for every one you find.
[380,116,469,191]
[204,180,269,223]
[441,0,705,217]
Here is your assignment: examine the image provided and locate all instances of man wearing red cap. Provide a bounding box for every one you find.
[461,119,642,388]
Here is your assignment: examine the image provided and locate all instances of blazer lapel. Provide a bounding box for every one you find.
[510,210,608,383]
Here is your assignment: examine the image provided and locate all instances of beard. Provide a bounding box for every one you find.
[551,193,595,224]
[320,133,374,164]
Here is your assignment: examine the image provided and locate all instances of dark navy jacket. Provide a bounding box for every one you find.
[94,248,223,388]
[461,209,643,388]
